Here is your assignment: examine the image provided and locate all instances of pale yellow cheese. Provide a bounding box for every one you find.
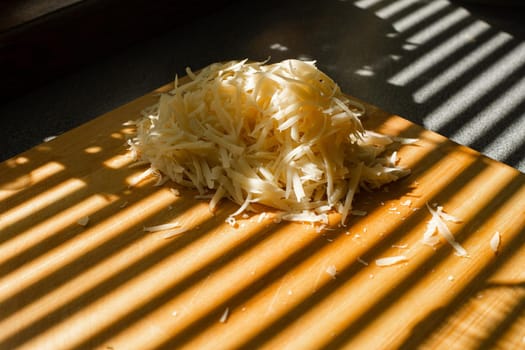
[129,59,411,224]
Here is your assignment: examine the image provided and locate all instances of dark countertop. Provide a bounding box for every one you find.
[1,0,524,172]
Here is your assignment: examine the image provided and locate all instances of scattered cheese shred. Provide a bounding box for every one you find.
[400,199,412,206]
[143,222,181,232]
[392,243,408,249]
[129,59,412,223]
[43,135,57,142]
[437,209,462,223]
[423,203,468,257]
[219,308,230,323]
[490,231,501,253]
[375,255,408,266]
[357,257,369,266]
[77,216,90,226]
[326,265,337,279]
[421,217,439,246]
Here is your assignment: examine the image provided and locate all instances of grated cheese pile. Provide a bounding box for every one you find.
[128,59,412,224]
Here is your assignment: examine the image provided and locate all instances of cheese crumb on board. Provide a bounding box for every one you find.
[490,231,501,253]
[77,216,90,226]
[400,199,412,206]
[129,59,413,224]
[326,265,337,279]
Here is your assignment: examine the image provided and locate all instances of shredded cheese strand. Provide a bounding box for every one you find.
[425,203,468,257]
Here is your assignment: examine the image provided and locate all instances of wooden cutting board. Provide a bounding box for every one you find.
[1,82,524,350]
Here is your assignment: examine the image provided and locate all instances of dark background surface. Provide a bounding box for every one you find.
[1,0,524,172]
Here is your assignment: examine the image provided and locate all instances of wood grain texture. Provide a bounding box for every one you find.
[1,85,524,350]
